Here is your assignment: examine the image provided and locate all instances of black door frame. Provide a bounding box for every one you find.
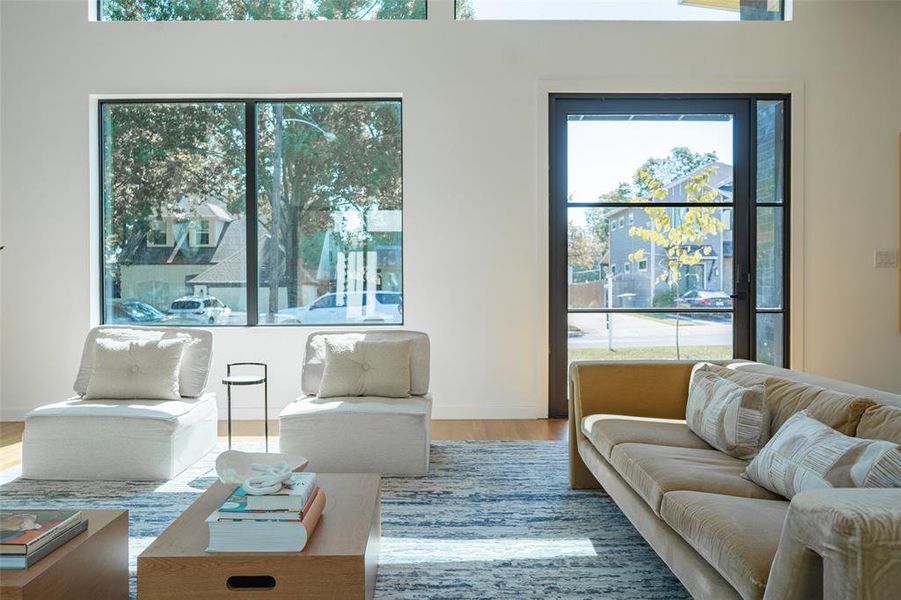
[548,93,790,417]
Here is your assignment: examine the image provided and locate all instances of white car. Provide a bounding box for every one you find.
[167,296,231,324]
[279,291,402,325]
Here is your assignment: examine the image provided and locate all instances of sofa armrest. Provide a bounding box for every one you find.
[764,488,901,600]
[568,361,695,488]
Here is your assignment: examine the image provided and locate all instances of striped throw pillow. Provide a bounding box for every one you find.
[686,368,769,459]
[744,410,901,499]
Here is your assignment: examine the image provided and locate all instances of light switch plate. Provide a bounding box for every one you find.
[874,250,899,268]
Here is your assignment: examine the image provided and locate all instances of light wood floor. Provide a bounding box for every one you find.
[0,419,567,471]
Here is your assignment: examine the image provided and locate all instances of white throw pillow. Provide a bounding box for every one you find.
[318,338,413,399]
[744,410,901,499]
[685,367,769,459]
[85,338,185,400]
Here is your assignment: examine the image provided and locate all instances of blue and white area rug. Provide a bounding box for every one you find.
[0,441,688,599]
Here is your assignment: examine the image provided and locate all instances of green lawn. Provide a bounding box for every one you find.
[569,345,732,361]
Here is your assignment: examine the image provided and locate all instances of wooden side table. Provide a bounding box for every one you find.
[0,509,128,600]
[222,362,268,452]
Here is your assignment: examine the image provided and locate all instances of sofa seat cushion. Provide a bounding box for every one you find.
[661,491,789,600]
[582,414,711,460]
[26,394,214,424]
[609,443,782,515]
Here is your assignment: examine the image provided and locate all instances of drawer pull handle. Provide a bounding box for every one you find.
[226,575,276,590]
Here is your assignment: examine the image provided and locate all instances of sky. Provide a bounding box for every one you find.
[567,117,734,203]
[468,0,739,21]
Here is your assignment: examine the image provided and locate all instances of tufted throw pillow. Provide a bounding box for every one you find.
[685,367,769,459]
[744,410,901,499]
[85,338,185,400]
[318,338,412,399]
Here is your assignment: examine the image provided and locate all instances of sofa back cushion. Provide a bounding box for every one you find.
[74,326,213,398]
[302,330,430,396]
[857,405,901,445]
[765,378,874,436]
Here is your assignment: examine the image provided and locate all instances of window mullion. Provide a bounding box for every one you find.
[245,101,259,327]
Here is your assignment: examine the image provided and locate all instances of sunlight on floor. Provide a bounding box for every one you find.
[379,536,598,564]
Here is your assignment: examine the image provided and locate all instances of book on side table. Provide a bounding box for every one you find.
[0,509,89,569]
[206,472,327,553]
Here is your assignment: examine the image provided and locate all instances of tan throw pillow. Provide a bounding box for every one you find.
[85,338,185,400]
[685,368,769,459]
[744,410,901,499]
[857,405,901,445]
[318,338,413,399]
[765,378,875,436]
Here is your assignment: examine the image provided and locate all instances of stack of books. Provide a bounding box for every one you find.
[0,509,88,569]
[206,472,326,553]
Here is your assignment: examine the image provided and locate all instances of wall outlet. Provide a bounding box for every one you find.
[874,250,899,269]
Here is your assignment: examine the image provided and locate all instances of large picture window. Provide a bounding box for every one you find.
[99,0,427,21]
[100,99,403,327]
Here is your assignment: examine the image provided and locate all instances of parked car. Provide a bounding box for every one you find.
[675,290,733,309]
[107,300,171,325]
[167,296,230,324]
[278,291,403,325]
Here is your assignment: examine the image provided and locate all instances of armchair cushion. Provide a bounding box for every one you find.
[74,327,213,398]
[302,331,430,396]
[318,338,412,398]
[84,337,184,400]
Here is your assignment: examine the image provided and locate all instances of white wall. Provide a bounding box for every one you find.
[1,0,900,421]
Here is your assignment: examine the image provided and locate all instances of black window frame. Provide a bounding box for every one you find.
[98,97,404,328]
[548,93,790,417]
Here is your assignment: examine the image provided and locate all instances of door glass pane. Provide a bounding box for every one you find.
[756,207,783,309]
[568,313,733,361]
[756,100,785,204]
[101,1,427,21]
[568,207,734,309]
[756,313,784,366]
[567,114,734,204]
[256,101,403,326]
[101,102,247,326]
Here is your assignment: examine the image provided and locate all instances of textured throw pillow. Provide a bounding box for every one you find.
[685,368,769,459]
[765,378,875,436]
[744,410,901,499]
[318,338,412,399]
[85,338,185,400]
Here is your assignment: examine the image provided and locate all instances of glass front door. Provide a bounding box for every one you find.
[549,95,789,416]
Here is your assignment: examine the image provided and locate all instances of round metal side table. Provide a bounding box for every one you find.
[222,362,269,452]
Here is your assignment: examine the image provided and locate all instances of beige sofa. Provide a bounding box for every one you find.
[569,360,901,600]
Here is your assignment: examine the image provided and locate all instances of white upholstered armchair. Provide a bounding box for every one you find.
[278,330,432,477]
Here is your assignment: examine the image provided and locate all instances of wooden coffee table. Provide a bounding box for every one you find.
[0,509,129,600]
[138,473,381,600]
